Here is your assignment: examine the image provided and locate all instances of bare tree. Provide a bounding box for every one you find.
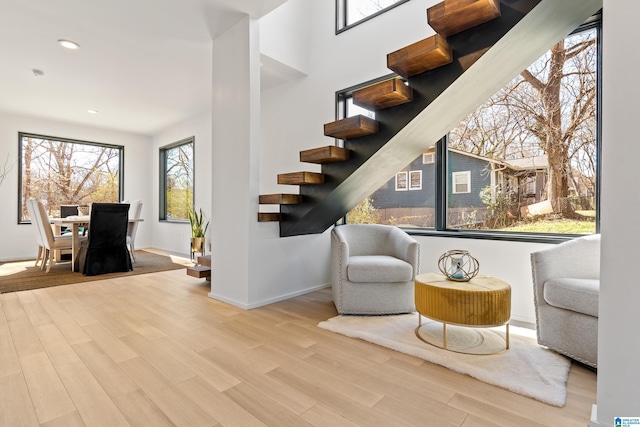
[450,28,597,217]
[165,142,194,219]
[21,136,120,218]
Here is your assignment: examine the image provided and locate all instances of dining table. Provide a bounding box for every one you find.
[50,215,144,272]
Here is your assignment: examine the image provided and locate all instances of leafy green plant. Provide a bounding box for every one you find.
[187,207,209,238]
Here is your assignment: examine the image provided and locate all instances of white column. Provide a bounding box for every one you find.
[592,1,640,425]
[209,16,261,308]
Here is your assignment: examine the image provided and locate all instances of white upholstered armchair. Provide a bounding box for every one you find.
[331,224,420,315]
[531,234,600,368]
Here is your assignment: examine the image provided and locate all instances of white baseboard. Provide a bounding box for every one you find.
[589,404,613,427]
[510,314,536,325]
[206,292,251,310]
[141,246,191,260]
[208,283,331,310]
[510,319,536,330]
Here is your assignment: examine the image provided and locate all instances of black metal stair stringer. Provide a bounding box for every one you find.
[279,0,602,237]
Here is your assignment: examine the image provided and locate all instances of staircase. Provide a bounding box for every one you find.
[258,0,602,237]
[186,255,211,281]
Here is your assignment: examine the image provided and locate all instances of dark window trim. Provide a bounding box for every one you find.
[159,136,194,222]
[336,0,412,35]
[336,17,601,244]
[18,132,124,224]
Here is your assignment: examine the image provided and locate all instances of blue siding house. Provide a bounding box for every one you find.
[369,148,548,228]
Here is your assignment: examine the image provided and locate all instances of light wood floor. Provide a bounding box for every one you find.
[0,268,596,426]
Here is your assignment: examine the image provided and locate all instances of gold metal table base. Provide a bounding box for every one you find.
[416,313,510,355]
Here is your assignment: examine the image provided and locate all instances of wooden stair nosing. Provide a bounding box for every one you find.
[387,34,453,79]
[428,0,501,38]
[324,115,379,140]
[186,265,211,278]
[277,171,325,185]
[300,146,350,164]
[259,194,302,205]
[352,78,414,110]
[258,212,283,222]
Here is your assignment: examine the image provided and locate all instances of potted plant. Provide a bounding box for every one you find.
[188,207,209,258]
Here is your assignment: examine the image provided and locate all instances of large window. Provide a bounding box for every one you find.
[19,133,123,223]
[159,137,194,221]
[343,21,600,240]
[336,0,411,33]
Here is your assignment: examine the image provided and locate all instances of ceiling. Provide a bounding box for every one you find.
[0,0,288,136]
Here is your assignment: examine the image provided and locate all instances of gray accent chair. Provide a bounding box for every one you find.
[531,234,600,368]
[331,224,420,315]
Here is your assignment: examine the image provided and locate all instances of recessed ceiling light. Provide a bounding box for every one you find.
[58,39,80,50]
[87,109,98,114]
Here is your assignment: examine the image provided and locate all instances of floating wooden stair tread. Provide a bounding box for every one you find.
[259,194,302,204]
[324,115,379,140]
[300,146,350,164]
[428,0,501,38]
[187,254,211,280]
[387,34,453,78]
[353,78,413,110]
[258,212,282,222]
[197,254,211,267]
[277,171,325,185]
[186,265,211,279]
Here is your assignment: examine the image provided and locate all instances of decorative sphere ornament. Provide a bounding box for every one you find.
[437,250,480,282]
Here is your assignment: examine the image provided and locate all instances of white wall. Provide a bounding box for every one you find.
[592,1,640,424]
[260,0,312,75]
[151,113,212,257]
[0,110,152,261]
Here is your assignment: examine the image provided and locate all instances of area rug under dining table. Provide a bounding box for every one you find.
[0,250,193,294]
[318,313,571,407]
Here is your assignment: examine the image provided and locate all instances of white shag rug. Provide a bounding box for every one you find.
[317,313,571,407]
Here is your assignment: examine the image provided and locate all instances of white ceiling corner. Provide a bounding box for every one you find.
[0,0,289,136]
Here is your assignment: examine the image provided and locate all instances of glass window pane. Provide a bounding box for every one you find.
[161,139,194,221]
[346,97,375,119]
[341,0,407,28]
[19,134,122,222]
[349,149,436,228]
[447,28,598,234]
[395,172,407,191]
[409,170,422,190]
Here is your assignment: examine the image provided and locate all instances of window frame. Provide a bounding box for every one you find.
[159,136,195,222]
[335,0,412,34]
[451,171,471,194]
[17,132,124,224]
[409,170,422,191]
[336,18,601,244]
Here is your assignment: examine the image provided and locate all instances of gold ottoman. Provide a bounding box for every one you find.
[414,272,511,354]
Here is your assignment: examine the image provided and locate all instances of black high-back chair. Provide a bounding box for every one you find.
[75,203,132,275]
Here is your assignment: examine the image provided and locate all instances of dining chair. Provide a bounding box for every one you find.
[26,198,45,267]
[34,199,86,272]
[75,203,132,275]
[124,200,143,262]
